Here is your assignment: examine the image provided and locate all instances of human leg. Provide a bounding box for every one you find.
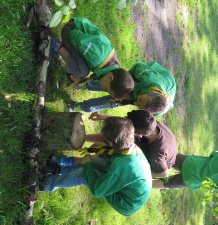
[85,134,104,143]
[153,153,189,189]
[69,95,121,112]
[49,37,62,60]
[172,153,188,172]
[43,156,107,191]
[59,155,106,171]
[164,173,187,189]
[65,51,90,78]
[61,20,90,78]
[86,80,104,92]
[152,173,187,189]
[60,156,107,174]
[44,163,87,192]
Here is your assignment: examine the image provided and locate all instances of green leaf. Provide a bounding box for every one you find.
[69,0,76,9]
[116,0,139,9]
[46,216,54,221]
[60,6,70,15]
[116,0,129,9]
[93,0,99,2]
[62,14,71,23]
[49,11,62,28]
[54,0,63,6]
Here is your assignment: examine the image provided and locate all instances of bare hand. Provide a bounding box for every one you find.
[120,93,131,100]
[70,75,81,82]
[89,112,110,121]
[81,155,93,165]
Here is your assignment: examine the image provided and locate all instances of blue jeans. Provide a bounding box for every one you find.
[80,95,121,112]
[44,157,107,192]
[79,80,122,112]
[86,80,104,92]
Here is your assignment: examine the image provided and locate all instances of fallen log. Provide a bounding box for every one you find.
[20,0,52,224]
[21,1,86,224]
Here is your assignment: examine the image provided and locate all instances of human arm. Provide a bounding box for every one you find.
[85,133,104,143]
[82,158,124,197]
[120,93,131,100]
[89,112,111,121]
[148,150,170,179]
[152,179,165,189]
[152,168,169,178]
[81,154,93,164]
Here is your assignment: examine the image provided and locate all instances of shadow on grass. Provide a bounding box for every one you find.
[0,96,35,224]
[181,47,217,154]
[197,0,218,56]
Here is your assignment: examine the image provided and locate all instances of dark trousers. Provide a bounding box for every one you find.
[164,153,188,189]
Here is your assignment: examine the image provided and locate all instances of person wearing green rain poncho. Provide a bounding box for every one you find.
[69,61,176,117]
[152,151,218,190]
[39,117,152,216]
[50,17,134,101]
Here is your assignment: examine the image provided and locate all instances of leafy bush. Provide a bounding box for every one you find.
[50,0,147,27]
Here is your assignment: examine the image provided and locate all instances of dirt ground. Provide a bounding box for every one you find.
[131,0,186,114]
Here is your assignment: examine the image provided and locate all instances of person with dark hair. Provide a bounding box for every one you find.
[39,117,152,216]
[69,61,176,116]
[101,117,135,150]
[127,61,176,116]
[152,151,218,190]
[87,110,177,178]
[141,91,167,115]
[126,110,177,178]
[50,17,134,105]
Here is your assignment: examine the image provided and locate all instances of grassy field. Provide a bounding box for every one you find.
[0,0,217,224]
[0,1,37,224]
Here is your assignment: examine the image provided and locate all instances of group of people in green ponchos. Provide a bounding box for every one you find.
[39,17,218,216]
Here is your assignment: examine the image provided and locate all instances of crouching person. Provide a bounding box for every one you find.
[152,151,218,190]
[39,117,152,216]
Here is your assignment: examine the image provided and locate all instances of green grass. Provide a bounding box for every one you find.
[0,0,37,224]
[160,0,218,224]
[0,0,218,224]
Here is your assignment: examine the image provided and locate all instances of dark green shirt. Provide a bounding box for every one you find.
[129,61,176,117]
[70,17,120,79]
[182,151,218,190]
[83,148,152,216]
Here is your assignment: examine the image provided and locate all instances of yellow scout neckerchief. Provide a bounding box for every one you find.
[77,144,142,156]
[97,144,142,156]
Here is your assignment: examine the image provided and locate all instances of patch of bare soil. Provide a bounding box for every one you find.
[131,0,186,116]
[131,2,190,223]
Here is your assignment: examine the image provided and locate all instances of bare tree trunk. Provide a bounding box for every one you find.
[20,0,52,224]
